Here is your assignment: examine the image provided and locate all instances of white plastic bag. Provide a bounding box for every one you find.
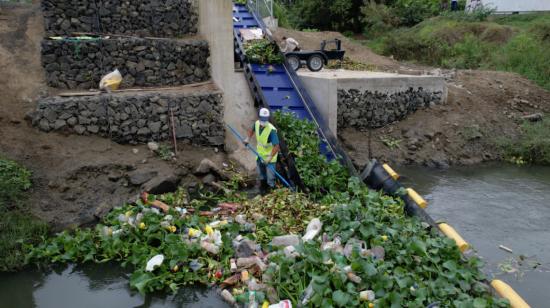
[302,218,322,241]
[145,254,164,272]
[99,69,122,92]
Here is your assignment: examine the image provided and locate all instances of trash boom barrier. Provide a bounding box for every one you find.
[438,223,470,252]
[362,159,530,306]
[491,280,531,308]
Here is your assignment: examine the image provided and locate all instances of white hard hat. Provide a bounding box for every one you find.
[259,108,270,120]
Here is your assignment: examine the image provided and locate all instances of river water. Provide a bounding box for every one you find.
[0,263,229,308]
[399,164,550,307]
[0,164,548,307]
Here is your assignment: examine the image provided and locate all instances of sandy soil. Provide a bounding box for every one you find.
[0,2,228,230]
[275,28,550,168]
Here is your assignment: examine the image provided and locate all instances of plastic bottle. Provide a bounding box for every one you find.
[237,256,259,268]
[248,291,258,308]
[201,241,220,254]
[220,289,236,305]
[241,270,250,282]
[230,258,238,272]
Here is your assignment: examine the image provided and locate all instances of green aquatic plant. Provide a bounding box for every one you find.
[274,110,349,197]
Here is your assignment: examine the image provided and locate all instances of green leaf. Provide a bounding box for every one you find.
[410,239,427,255]
[130,272,155,295]
[473,298,487,308]
[332,290,350,307]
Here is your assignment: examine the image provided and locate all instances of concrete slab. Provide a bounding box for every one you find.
[298,69,447,95]
[298,69,447,134]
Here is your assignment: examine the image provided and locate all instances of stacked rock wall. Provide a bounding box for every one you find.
[42,0,197,37]
[338,88,444,129]
[31,91,224,145]
[42,37,210,89]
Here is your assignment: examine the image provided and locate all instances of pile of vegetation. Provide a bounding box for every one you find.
[25,113,510,306]
[0,157,48,271]
[244,39,285,64]
[370,13,550,90]
[274,110,349,197]
[498,118,550,166]
[327,57,375,71]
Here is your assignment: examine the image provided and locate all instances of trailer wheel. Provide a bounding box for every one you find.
[307,54,324,72]
[286,55,301,71]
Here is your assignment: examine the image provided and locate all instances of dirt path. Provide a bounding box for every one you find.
[275,28,550,168]
[0,2,228,230]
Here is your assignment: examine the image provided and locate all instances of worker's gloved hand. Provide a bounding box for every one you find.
[266,155,273,163]
[243,137,250,146]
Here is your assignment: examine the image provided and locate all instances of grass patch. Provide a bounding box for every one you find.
[497,118,550,166]
[369,13,550,90]
[0,157,49,271]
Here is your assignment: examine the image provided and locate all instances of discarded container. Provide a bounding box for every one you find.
[221,289,236,306]
[271,235,300,247]
[247,278,265,291]
[118,214,128,223]
[284,246,298,258]
[237,257,259,269]
[209,220,228,228]
[145,254,164,272]
[360,290,375,301]
[302,218,322,241]
[347,272,362,284]
[230,258,238,272]
[201,241,220,255]
[268,299,292,308]
[188,228,202,238]
[205,225,214,236]
[189,259,203,272]
[249,291,259,308]
[235,215,247,225]
[241,270,250,282]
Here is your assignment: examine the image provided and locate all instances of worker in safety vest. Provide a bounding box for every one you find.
[243,108,280,191]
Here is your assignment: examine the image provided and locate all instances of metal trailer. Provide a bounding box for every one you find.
[285,39,346,72]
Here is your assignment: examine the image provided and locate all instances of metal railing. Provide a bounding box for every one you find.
[247,0,274,22]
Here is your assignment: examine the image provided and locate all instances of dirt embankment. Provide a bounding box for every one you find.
[0,3,230,230]
[276,28,550,168]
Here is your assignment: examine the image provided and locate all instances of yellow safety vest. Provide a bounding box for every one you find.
[255,120,278,163]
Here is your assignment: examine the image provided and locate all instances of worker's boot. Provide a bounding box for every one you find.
[259,180,268,195]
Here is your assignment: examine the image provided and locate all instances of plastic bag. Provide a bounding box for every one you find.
[145,254,164,272]
[302,218,322,241]
[99,69,122,92]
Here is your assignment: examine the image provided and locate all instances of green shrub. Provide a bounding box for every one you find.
[498,118,550,165]
[443,34,492,69]
[0,211,48,271]
[392,0,441,27]
[382,30,447,65]
[361,1,400,37]
[491,33,550,90]
[0,158,32,209]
